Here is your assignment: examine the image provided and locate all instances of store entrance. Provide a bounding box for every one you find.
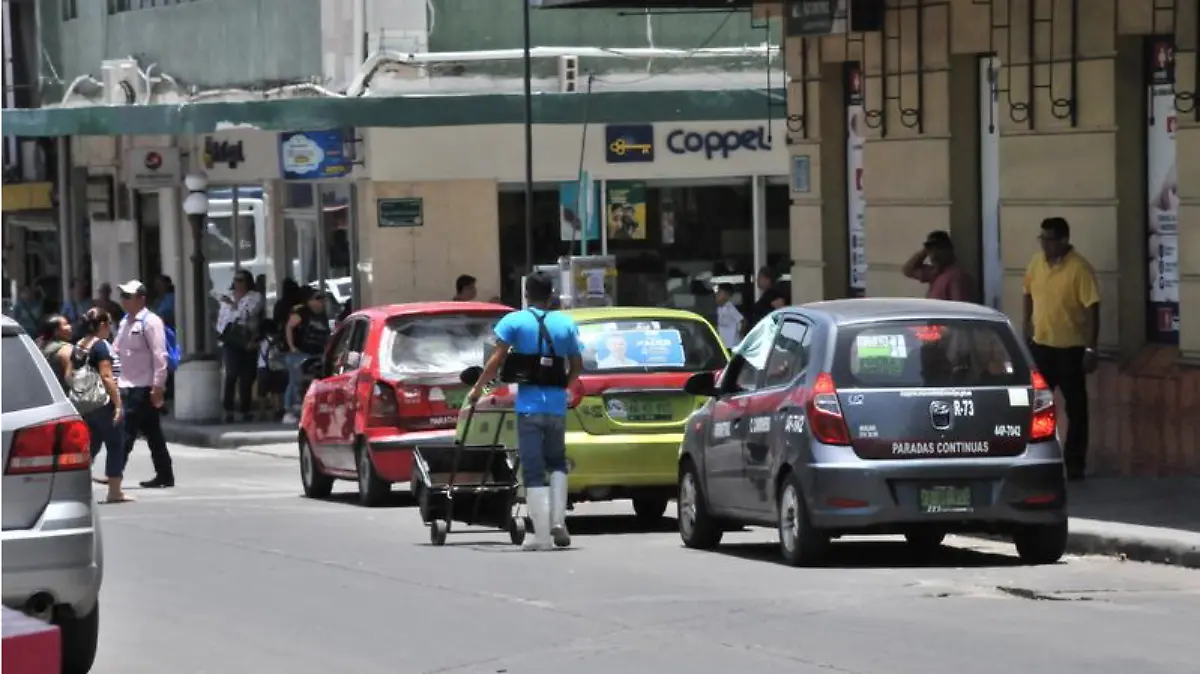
[282,182,355,319]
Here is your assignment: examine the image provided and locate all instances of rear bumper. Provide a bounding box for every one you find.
[804,441,1067,534]
[1,504,101,616]
[565,430,682,492]
[366,429,456,483]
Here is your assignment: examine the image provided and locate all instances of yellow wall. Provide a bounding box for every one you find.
[357,180,501,306]
[782,0,1200,358]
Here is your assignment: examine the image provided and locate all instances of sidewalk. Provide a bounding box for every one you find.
[161,417,297,449]
[1059,477,1200,569]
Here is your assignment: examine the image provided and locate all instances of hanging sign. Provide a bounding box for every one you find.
[1146,38,1179,343]
[279,130,352,180]
[845,62,867,297]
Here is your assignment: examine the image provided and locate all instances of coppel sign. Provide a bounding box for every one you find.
[665,126,772,160]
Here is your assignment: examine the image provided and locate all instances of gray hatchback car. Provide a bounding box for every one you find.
[678,299,1068,566]
[1,315,103,673]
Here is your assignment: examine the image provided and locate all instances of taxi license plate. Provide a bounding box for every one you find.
[621,398,674,422]
[918,485,973,514]
[444,389,467,409]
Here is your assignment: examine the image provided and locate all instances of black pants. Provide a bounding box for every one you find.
[1030,343,1089,476]
[222,344,258,415]
[121,387,173,481]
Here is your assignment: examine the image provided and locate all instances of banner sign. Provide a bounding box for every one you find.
[845,62,867,297]
[1147,37,1179,343]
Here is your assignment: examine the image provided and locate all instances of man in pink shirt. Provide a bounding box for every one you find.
[113,280,174,488]
[902,230,977,302]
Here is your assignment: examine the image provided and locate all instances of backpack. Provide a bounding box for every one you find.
[138,314,182,372]
[67,342,110,415]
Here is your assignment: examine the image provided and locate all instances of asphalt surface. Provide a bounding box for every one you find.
[92,442,1200,674]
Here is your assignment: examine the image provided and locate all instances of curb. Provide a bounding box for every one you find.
[1063,518,1200,569]
[161,421,297,449]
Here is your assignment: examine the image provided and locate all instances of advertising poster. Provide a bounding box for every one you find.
[558,174,599,242]
[606,181,647,241]
[584,329,685,369]
[278,130,352,180]
[1147,38,1180,343]
[845,62,868,297]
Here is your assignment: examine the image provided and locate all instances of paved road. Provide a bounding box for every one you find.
[93,443,1200,674]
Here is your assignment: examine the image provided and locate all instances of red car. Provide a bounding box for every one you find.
[298,301,512,506]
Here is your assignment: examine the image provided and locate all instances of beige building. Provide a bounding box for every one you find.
[764,0,1199,475]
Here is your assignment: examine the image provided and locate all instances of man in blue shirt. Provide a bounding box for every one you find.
[467,271,582,551]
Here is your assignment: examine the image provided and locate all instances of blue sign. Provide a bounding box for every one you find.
[665,126,772,160]
[605,124,655,163]
[278,130,352,180]
[586,329,685,369]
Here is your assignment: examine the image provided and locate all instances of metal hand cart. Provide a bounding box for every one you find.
[411,404,525,546]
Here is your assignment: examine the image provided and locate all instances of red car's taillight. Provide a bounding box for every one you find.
[367,382,404,427]
[5,418,91,475]
[806,372,851,446]
[1029,370,1057,442]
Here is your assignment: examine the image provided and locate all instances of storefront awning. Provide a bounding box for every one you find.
[2,88,783,138]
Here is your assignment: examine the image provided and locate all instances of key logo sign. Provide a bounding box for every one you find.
[605,124,655,163]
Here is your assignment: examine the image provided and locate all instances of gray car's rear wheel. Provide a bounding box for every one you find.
[778,472,829,567]
[678,461,723,550]
[58,602,99,674]
[1013,521,1068,565]
[299,436,334,499]
[356,442,391,507]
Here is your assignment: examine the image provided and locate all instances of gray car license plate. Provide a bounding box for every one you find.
[918,485,973,514]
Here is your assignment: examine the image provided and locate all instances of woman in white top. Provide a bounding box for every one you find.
[215,269,264,423]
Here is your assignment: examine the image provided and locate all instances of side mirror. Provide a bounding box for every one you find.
[684,371,717,397]
[460,365,484,386]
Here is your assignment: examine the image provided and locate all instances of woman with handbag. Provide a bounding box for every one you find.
[76,308,133,503]
[216,270,264,423]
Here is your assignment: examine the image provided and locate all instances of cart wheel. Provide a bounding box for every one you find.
[430,519,449,546]
[508,516,527,546]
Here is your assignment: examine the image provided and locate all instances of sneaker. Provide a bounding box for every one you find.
[139,476,175,489]
[281,413,298,425]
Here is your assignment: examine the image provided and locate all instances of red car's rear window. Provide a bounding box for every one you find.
[381,314,502,376]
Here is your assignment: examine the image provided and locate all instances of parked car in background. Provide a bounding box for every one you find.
[1,315,102,674]
[460,306,728,522]
[298,301,512,506]
[677,299,1068,566]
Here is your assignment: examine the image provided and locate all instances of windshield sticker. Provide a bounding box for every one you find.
[784,414,805,434]
[857,424,879,438]
[857,334,908,359]
[891,441,990,456]
[898,388,973,398]
[1007,387,1029,407]
[749,416,771,434]
[584,329,685,369]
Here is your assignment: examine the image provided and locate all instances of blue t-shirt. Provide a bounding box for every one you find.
[494,308,582,415]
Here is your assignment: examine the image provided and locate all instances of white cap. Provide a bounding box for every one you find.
[116,279,146,296]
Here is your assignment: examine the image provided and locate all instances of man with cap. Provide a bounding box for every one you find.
[113,279,174,488]
[466,270,583,551]
[902,230,976,302]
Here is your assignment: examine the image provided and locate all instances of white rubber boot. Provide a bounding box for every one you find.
[523,487,553,551]
[549,471,571,548]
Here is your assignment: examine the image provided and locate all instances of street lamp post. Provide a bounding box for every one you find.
[182,173,210,356]
[522,0,534,274]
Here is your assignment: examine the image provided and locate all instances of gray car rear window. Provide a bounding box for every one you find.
[832,319,1030,389]
[2,334,56,413]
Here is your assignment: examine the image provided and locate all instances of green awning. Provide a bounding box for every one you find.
[2,88,784,137]
[537,0,756,7]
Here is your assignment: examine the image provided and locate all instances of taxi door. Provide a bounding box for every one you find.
[323,318,370,472]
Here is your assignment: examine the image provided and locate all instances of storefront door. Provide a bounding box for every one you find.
[283,183,356,318]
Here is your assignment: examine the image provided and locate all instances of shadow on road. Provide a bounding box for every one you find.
[318,490,419,509]
[710,540,1024,569]
[563,514,679,536]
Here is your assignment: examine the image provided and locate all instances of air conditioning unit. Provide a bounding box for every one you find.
[784,0,885,37]
[557,55,579,93]
[101,59,143,105]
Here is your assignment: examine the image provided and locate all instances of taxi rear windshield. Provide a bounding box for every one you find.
[577,318,726,374]
[381,314,503,375]
[832,320,1030,389]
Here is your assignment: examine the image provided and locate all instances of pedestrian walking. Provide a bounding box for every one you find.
[216,269,264,423]
[749,266,789,328]
[113,279,174,489]
[466,270,583,551]
[901,230,976,302]
[715,282,744,347]
[76,307,134,503]
[36,313,75,388]
[1022,217,1100,481]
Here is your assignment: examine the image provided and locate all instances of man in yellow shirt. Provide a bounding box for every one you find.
[1022,217,1100,481]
